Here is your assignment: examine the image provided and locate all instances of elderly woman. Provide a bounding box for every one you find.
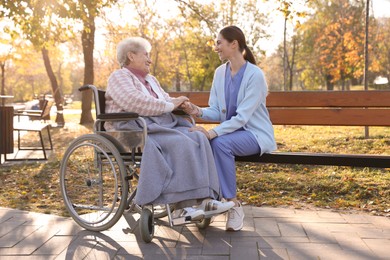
[104,37,233,220]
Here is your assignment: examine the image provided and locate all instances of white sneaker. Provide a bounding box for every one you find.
[226,203,244,231]
[197,199,235,215]
[174,207,205,221]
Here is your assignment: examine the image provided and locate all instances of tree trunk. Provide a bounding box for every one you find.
[80,17,95,125]
[283,16,288,91]
[200,75,206,91]
[364,0,370,138]
[363,0,369,91]
[41,47,65,126]
[1,62,4,96]
[229,0,235,24]
[288,37,296,91]
[175,67,181,91]
[326,74,334,90]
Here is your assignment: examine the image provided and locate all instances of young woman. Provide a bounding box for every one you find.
[182,26,277,231]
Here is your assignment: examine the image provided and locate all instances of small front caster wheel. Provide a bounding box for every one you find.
[196,217,211,229]
[140,208,154,243]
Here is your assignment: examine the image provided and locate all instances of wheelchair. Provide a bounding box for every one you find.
[59,85,212,243]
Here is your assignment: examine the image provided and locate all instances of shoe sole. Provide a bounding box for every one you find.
[226,222,244,231]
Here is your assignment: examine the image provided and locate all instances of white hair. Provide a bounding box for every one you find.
[116,37,152,67]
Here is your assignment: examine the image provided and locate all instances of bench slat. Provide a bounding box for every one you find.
[190,108,390,126]
[266,91,390,107]
[14,122,50,131]
[269,108,390,126]
[236,152,390,168]
[169,91,390,108]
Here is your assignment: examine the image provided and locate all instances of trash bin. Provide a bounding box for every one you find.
[0,106,14,156]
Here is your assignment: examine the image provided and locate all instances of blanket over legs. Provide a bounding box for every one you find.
[114,113,220,206]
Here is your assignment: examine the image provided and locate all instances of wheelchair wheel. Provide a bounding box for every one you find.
[60,134,129,231]
[196,217,211,229]
[140,208,154,243]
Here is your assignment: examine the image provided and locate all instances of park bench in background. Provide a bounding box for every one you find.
[9,100,54,161]
[169,90,390,168]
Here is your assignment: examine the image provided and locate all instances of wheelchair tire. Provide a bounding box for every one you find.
[60,134,129,231]
[196,217,211,229]
[140,208,154,243]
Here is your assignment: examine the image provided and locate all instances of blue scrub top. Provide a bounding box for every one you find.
[224,61,248,120]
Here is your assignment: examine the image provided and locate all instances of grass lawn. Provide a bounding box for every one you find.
[236,125,390,216]
[0,112,389,217]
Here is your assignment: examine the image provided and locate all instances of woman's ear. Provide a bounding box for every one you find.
[127,52,133,62]
[231,40,239,49]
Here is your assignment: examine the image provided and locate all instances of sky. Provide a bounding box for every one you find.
[96,0,390,56]
[372,0,390,17]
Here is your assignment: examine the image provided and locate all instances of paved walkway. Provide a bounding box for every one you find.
[0,206,389,259]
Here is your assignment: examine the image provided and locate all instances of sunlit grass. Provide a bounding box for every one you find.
[205,124,390,215]
[0,117,389,216]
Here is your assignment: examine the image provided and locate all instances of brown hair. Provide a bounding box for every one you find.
[219,26,256,65]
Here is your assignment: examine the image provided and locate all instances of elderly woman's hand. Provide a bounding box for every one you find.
[189,126,217,140]
[181,101,202,117]
[172,96,189,110]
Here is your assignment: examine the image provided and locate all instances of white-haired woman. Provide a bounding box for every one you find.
[105,37,234,221]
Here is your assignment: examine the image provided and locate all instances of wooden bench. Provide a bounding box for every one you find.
[12,122,53,160]
[169,90,390,168]
[7,100,54,161]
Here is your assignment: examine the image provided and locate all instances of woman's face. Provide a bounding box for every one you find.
[127,47,152,74]
[214,34,234,61]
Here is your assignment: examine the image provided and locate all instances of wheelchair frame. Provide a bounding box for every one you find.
[59,84,211,243]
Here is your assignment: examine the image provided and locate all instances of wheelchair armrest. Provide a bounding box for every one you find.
[97,112,139,120]
[95,113,148,148]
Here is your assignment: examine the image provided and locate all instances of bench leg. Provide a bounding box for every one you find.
[46,125,53,150]
[17,130,21,150]
[38,131,47,160]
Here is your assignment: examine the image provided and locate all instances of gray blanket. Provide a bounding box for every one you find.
[114,113,220,206]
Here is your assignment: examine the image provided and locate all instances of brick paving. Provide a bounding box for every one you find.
[0,206,389,259]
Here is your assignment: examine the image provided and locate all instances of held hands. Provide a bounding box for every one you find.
[172,96,189,110]
[178,99,217,140]
[180,101,202,117]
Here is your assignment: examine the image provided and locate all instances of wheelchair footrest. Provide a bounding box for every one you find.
[171,216,201,226]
